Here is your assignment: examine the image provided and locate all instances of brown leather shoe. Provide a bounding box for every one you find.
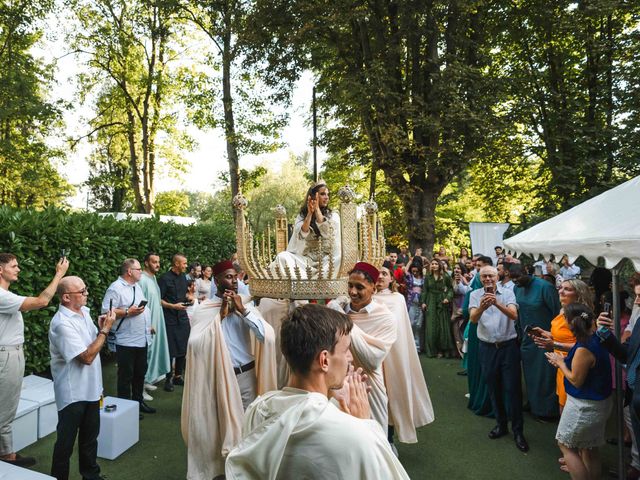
[628,466,640,480]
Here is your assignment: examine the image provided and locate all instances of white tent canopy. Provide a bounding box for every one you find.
[504,175,640,270]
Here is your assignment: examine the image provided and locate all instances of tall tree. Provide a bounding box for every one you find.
[0,0,72,207]
[247,0,504,253]
[70,0,188,213]
[176,0,287,209]
[497,0,640,212]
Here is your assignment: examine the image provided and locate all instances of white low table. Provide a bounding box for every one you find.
[97,397,139,460]
[20,383,57,439]
[0,461,55,479]
[11,399,39,452]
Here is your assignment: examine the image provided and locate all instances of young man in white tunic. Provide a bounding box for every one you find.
[181,260,277,480]
[49,276,116,480]
[225,303,409,479]
[0,252,69,468]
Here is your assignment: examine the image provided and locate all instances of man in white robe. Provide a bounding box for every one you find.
[225,304,409,479]
[181,260,277,480]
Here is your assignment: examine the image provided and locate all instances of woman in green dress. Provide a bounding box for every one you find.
[421,259,455,358]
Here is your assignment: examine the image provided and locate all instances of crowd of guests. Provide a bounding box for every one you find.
[387,244,638,480]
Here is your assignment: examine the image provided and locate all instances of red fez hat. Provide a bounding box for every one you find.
[212,260,234,277]
[352,262,380,283]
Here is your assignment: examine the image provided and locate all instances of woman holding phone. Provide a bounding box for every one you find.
[545,303,612,480]
[529,279,593,412]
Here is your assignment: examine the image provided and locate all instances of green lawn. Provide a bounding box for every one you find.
[22,356,622,479]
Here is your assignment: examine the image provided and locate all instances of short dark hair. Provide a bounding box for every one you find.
[348,268,375,284]
[477,255,493,266]
[507,263,524,276]
[143,252,159,263]
[0,253,17,266]
[564,303,595,343]
[281,304,353,376]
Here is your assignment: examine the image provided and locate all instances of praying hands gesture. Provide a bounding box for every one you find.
[220,290,246,319]
[331,365,371,420]
[301,192,325,234]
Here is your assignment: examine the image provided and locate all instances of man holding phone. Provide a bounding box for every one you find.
[49,276,116,480]
[597,281,640,478]
[469,266,528,452]
[0,253,69,468]
[102,258,155,416]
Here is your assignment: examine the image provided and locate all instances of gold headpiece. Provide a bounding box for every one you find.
[233,185,385,300]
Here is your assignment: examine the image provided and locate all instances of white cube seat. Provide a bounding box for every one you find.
[20,383,57,439]
[0,460,56,479]
[10,399,39,452]
[97,396,139,460]
[21,374,52,390]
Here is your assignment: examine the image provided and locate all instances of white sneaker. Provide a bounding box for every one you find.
[144,383,158,391]
[143,391,153,401]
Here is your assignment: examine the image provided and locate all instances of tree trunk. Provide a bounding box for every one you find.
[222,7,239,217]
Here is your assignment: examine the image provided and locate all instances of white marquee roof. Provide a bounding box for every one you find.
[504,175,640,270]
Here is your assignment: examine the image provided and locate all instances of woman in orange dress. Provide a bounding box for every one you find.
[529,279,594,411]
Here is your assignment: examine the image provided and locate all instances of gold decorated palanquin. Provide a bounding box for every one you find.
[233,185,385,300]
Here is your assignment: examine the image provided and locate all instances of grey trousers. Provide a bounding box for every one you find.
[0,345,25,455]
[236,369,257,411]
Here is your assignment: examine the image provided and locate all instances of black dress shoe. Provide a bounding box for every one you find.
[139,413,144,420]
[456,370,468,376]
[514,432,529,452]
[1,454,37,467]
[488,425,509,439]
[164,377,174,392]
[139,402,156,414]
[173,376,184,386]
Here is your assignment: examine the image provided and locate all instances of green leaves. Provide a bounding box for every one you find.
[0,206,235,373]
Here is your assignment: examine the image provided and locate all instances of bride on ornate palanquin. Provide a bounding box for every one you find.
[271,181,341,279]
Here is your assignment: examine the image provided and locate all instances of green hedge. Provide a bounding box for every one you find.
[0,207,236,373]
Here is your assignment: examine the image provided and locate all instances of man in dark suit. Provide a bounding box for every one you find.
[597,281,640,479]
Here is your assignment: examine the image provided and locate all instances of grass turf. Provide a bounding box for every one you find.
[22,355,622,479]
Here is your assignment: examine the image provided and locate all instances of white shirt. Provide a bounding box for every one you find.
[499,280,514,291]
[625,304,640,334]
[345,301,377,314]
[0,287,26,346]
[469,286,518,343]
[49,305,102,411]
[101,277,150,347]
[221,308,265,368]
[560,264,581,280]
[533,260,548,275]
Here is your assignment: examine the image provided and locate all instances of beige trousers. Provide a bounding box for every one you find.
[0,345,25,455]
[236,369,257,411]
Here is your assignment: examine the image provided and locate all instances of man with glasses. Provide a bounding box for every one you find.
[0,252,69,468]
[49,276,115,480]
[102,258,155,416]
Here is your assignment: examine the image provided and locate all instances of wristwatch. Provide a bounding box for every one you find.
[98,330,109,337]
[124,308,129,317]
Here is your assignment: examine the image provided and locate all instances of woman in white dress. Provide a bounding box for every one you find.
[271,181,341,279]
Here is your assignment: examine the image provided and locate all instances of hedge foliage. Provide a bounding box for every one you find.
[0,207,236,373]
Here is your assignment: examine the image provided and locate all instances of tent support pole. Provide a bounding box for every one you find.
[612,266,625,480]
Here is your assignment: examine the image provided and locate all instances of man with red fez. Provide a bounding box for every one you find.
[328,262,397,432]
[181,260,277,480]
